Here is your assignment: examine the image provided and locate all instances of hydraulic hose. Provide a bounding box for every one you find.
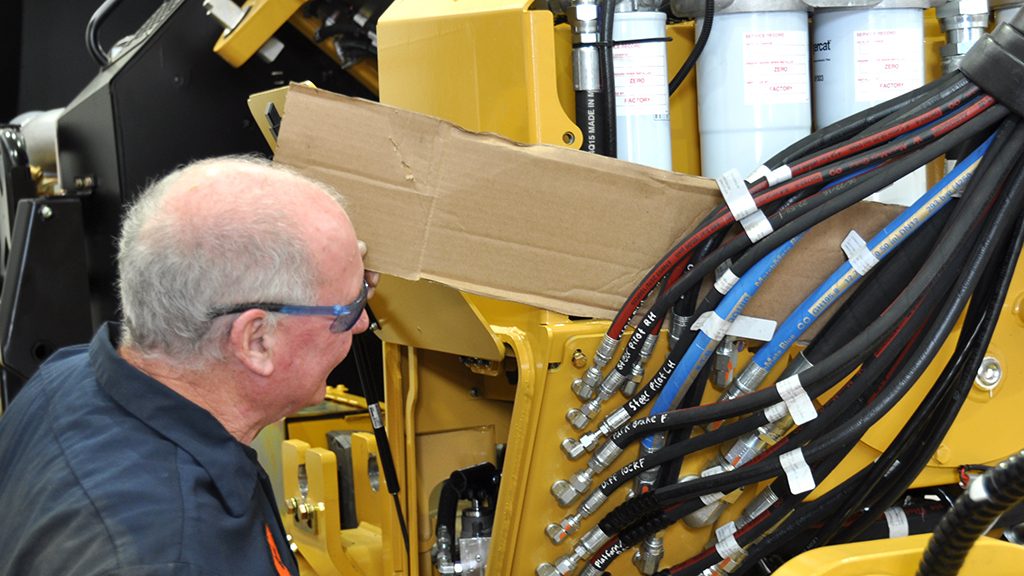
[918,450,1024,576]
[668,0,713,96]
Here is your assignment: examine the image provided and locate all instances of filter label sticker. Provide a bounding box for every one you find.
[853,29,923,103]
[743,30,810,106]
[614,40,670,117]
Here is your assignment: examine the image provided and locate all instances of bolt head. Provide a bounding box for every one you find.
[572,350,588,369]
[975,356,1002,391]
[39,205,53,219]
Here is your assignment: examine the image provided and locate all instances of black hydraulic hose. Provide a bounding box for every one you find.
[600,413,764,496]
[614,99,1005,381]
[764,72,968,170]
[612,106,1006,434]
[600,0,616,157]
[918,450,1024,576]
[86,0,122,67]
[804,203,952,364]
[656,360,712,488]
[576,90,608,155]
[603,143,1020,528]
[668,0,714,96]
[842,182,1024,544]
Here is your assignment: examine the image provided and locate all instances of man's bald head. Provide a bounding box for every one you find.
[117,155,353,364]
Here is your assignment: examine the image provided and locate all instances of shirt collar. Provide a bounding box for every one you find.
[90,323,258,517]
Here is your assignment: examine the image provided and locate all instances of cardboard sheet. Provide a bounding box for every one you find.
[274,84,901,326]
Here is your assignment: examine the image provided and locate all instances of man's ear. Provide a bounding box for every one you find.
[228,311,276,377]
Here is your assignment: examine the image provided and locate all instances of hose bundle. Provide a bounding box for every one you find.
[541,10,1024,576]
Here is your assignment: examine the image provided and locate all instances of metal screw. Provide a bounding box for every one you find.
[39,205,53,219]
[975,356,1002,396]
[469,387,481,398]
[572,349,587,369]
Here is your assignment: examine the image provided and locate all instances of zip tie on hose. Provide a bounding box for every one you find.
[766,165,793,187]
[716,169,758,221]
[715,521,737,541]
[700,466,727,505]
[715,532,743,560]
[841,231,880,276]
[779,448,816,495]
[884,507,909,538]
[776,375,817,425]
[739,210,774,243]
[715,268,741,295]
[746,164,771,184]
[691,311,731,341]
[690,310,776,343]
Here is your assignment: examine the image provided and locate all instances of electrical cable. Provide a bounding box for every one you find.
[668,0,713,96]
[351,329,410,557]
[86,0,122,67]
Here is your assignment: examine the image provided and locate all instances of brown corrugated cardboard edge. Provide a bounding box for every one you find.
[274,83,902,332]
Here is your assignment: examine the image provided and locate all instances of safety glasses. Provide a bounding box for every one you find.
[209,280,368,333]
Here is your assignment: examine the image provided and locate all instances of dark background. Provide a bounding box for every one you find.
[2,0,165,121]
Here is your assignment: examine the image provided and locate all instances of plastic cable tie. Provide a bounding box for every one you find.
[776,375,817,425]
[739,210,774,243]
[699,465,727,504]
[715,533,743,560]
[746,164,771,184]
[717,169,758,222]
[884,507,909,538]
[841,231,880,276]
[715,269,741,295]
[715,521,737,542]
[779,448,816,495]
[691,311,731,342]
[763,402,788,423]
[766,165,793,187]
[727,315,776,342]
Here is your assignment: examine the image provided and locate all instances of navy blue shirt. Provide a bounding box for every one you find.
[0,323,299,576]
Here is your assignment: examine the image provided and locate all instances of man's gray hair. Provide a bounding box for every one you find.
[117,155,343,363]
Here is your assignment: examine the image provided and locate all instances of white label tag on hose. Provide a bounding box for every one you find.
[764,402,788,423]
[776,375,817,425]
[884,507,909,538]
[728,315,776,342]
[368,404,384,429]
[691,312,731,342]
[700,465,727,505]
[715,533,743,560]
[766,165,793,187]
[779,448,816,495]
[740,210,774,243]
[746,164,771,185]
[841,230,880,276]
[717,169,758,221]
[715,268,741,295]
[715,521,738,542]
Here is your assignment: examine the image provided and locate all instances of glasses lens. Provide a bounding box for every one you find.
[328,281,369,333]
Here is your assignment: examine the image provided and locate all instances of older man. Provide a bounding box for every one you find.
[0,157,370,575]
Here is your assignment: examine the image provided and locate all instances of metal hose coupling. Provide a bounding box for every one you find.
[633,535,665,575]
[572,335,620,400]
[624,334,660,397]
[561,406,632,459]
[546,490,609,543]
[551,467,597,507]
[536,526,611,576]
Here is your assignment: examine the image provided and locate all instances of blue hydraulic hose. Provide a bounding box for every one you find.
[746,135,993,376]
[641,234,803,451]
